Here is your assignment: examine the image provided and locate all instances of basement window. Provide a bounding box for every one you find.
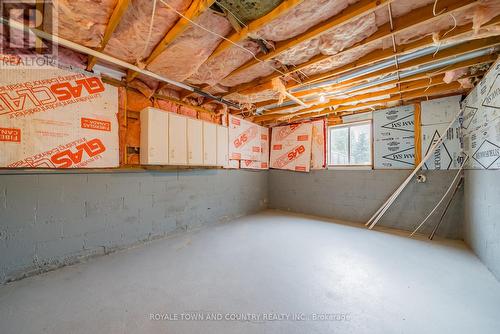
[328,121,372,167]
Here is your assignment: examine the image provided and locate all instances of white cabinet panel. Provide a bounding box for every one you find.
[140,107,169,165]
[168,113,187,165]
[203,122,217,166]
[187,118,203,165]
[216,126,229,167]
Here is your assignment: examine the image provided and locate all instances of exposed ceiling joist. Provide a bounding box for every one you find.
[245,54,495,117]
[206,0,306,61]
[126,0,216,82]
[87,0,131,71]
[257,37,499,114]
[283,16,500,96]
[220,0,392,82]
[224,0,479,96]
[255,73,480,123]
[266,82,466,125]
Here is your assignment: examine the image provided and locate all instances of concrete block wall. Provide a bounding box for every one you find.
[268,169,464,239]
[464,170,500,282]
[0,169,268,284]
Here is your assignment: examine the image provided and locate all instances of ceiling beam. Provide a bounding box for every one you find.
[206,0,306,61]
[87,0,131,71]
[219,0,392,82]
[275,16,500,101]
[257,37,499,114]
[126,0,216,82]
[254,73,481,123]
[267,82,466,124]
[224,0,479,96]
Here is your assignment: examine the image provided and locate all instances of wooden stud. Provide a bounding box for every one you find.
[127,0,216,82]
[206,0,306,61]
[414,102,422,165]
[87,0,131,71]
[221,0,391,81]
[223,0,480,96]
[256,37,499,115]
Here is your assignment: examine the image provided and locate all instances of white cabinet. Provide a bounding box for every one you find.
[216,125,229,167]
[140,107,169,165]
[187,118,203,165]
[203,121,217,166]
[168,113,187,165]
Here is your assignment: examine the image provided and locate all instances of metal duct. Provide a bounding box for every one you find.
[257,45,495,113]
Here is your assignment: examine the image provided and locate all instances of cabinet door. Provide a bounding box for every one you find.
[187,118,203,165]
[140,107,168,165]
[216,125,229,167]
[203,122,217,166]
[168,113,187,165]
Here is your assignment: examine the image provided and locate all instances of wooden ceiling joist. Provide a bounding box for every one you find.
[254,73,480,123]
[206,0,306,61]
[224,0,479,97]
[87,0,131,71]
[220,0,392,82]
[256,37,499,115]
[285,16,500,94]
[268,82,467,124]
[126,0,216,82]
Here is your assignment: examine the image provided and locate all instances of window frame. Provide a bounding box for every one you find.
[327,120,373,168]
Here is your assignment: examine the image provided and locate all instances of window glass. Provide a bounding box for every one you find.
[329,122,372,166]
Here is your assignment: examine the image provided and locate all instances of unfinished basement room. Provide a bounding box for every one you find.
[1,0,500,333]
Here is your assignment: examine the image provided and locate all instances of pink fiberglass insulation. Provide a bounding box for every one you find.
[374,0,435,27]
[220,60,281,87]
[50,0,118,47]
[146,10,232,82]
[300,41,383,77]
[226,90,280,104]
[473,0,500,32]
[129,79,158,98]
[395,8,473,46]
[187,39,261,86]
[254,0,359,42]
[275,13,377,66]
[104,0,192,64]
[443,68,469,84]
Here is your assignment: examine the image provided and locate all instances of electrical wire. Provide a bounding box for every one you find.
[158,0,301,85]
[215,0,248,29]
[141,0,158,59]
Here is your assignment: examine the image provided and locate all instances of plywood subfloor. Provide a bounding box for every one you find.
[1,210,499,334]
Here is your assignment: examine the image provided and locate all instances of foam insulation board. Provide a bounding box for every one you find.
[343,112,373,123]
[270,123,313,172]
[421,95,462,126]
[373,105,415,169]
[241,126,270,170]
[226,159,240,169]
[421,96,464,170]
[422,121,463,170]
[228,115,261,161]
[310,119,326,169]
[0,65,119,168]
[462,60,500,170]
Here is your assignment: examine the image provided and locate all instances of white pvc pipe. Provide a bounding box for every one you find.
[367,108,463,229]
[1,17,194,91]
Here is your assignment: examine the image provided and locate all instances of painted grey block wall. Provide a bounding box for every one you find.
[268,169,464,239]
[464,170,500,282]
[0,169,268,284]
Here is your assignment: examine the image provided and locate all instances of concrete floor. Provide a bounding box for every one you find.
[1,211,500,334]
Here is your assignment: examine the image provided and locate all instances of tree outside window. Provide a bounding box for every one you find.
[329,121,372,166]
